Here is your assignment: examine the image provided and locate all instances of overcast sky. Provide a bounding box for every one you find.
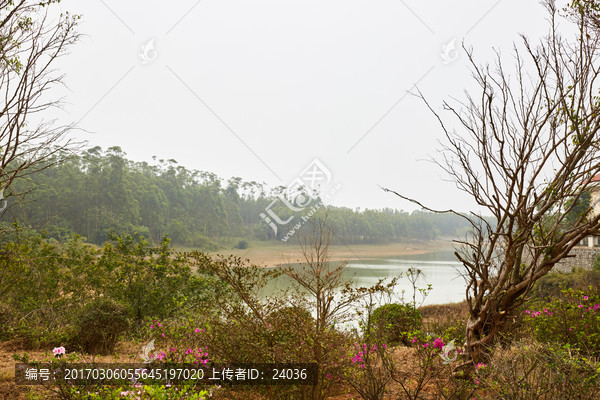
[52,0,551,212]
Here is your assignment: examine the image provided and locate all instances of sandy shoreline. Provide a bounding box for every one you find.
[209,239,455,267]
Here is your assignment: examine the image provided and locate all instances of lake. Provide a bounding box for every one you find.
[344,251,467,306]
[263,251,467,306]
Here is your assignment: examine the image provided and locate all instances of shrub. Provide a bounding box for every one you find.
[75,298,130,355]
[523,287,600,356]
[99,234,214,326]
[594,254,600,272]
[0,304,15,340]
[479,340,600,399]
[531,269,600,299]
[236,240,249,249]
[371,303,422,346]
[267,305,314,345]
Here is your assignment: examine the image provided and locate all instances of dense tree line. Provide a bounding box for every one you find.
[2,146,471,247]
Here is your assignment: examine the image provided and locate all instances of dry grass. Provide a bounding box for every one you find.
[420,301,469,334]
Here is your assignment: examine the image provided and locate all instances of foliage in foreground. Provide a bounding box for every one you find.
[0,229,221,349]
[4,226,600,399]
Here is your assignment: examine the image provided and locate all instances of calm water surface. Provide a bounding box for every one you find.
[263,251,467,306]
[344,251,467,305]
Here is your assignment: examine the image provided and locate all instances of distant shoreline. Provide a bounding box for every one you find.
[209,239,455,267]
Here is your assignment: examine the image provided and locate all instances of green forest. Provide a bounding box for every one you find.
[2,146,471,248]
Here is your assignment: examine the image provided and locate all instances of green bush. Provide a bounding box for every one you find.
[267,305,314,345]
[593,254,600,272]
[523,287,600,356]
[0,303,15,340]
[236,240,249,249]
[371,303,422,346]
[99,233,214,326]
[75,298,131,355]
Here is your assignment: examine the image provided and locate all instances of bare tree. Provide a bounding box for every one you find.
[385,1,600,366]
[0,1,81,210]
[285,212,375,400]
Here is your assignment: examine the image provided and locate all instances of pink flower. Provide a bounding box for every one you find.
[53,346,66,357]
[423,343,429,348]
[195,328,201,333]
[411,337,417,344]
[584,296,589,300]
[433,338,445,349]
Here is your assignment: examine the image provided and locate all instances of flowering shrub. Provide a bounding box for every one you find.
[523,287,600,355]
[342,341,391,400]
[146,320,211,365]
[389,334,472,400]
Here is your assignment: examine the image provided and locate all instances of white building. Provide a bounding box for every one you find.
[578,173,600,247]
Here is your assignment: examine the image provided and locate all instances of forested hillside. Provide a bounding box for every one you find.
[2,146,471,247]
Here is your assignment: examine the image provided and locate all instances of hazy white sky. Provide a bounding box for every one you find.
[52,0,550,212]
